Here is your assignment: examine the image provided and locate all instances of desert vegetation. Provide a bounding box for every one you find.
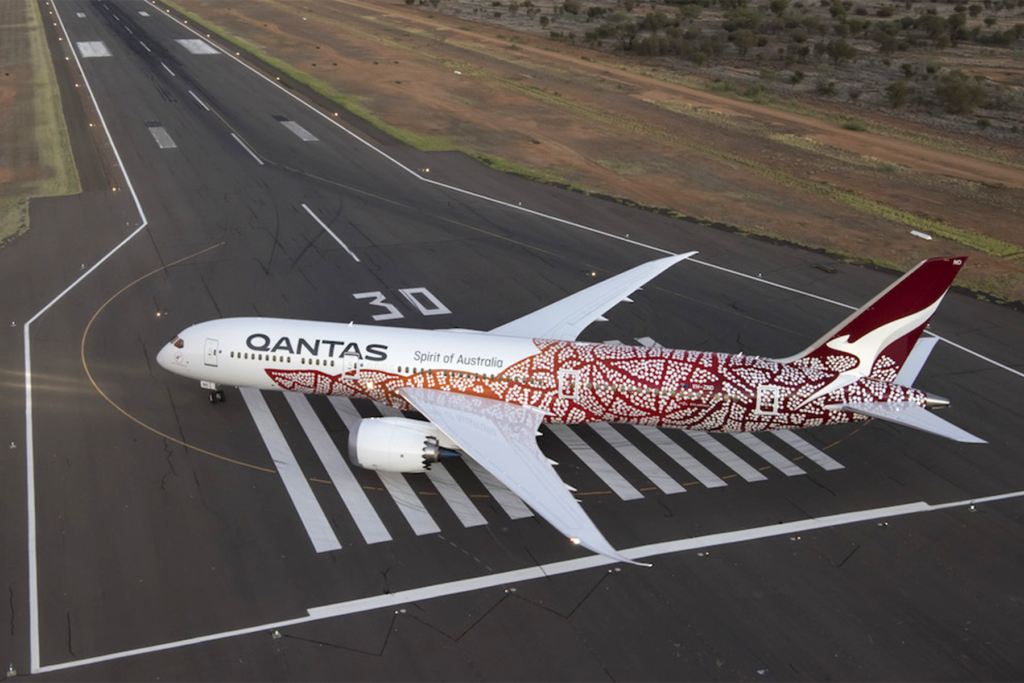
[427,0,1024,139]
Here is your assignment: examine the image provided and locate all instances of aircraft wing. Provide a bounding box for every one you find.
[399,387,647,566]
[838,401,986,444]
[488,252,696,341]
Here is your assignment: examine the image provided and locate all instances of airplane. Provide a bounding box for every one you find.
[156,253,984,565]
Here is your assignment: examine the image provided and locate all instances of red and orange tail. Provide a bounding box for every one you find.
[779,257,966,382]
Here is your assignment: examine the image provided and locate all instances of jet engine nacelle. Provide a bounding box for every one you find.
[347,417,462,473]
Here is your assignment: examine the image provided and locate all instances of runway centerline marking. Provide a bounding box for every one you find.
[230,133,264,165]
[188,90,210,111]
[301,203,360,261]
[33,489,1024,674]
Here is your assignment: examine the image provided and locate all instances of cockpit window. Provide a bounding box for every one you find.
[172,337,184,349]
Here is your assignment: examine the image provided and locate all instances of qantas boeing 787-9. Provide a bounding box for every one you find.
[157,253,983,564]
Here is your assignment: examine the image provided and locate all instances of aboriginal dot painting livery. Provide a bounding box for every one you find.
[158,253,984,565]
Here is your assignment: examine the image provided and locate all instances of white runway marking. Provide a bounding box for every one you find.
[76,41,111,58]
[687,431,767,482]
[145,122,176,149]
[301,203,360,262]
[280,119,319,142]
[731,432,806,476]
[76,12,85,18]
[378,472,441,536]
[161,62,175,77]
[284,394,391,545]
[771,431,844,471]
[634,426,727,488]
[589,422,684,494]
[426,464,488,527]
[176,38,218,55]
[241,389,341,553]
[547,424,642,500]
[188,90,210,111]
[138,40,151,53]
[230,133,263,165]
[138,10,150,16]
[145,122,177,149]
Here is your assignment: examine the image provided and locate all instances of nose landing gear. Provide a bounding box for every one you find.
[201,381,226,404]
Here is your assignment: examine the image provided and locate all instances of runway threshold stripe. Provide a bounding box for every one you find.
[240,389,341,553]
[426,464,488,528]
[546,424,642,501]
[686,432,768,482]
[589,423,684,494]
[328,397,439,535]
[731,433,806,477]
[378,472,441,536]
[634,426,727,488]
[465,459,534,520]
[284,394,391,544]
[771,431,844,471]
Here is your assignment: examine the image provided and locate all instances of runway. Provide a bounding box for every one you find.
[2,0,1023,679]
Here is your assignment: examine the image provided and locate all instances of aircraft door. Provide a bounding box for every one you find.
[558,369,579,400]
[755,385,780,414]
[342,355,361,379]
[204,338,219,367]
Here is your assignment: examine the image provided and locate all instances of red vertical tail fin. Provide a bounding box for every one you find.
[779,257,966,383]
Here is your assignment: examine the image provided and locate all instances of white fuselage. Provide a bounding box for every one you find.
[156,317,906,433]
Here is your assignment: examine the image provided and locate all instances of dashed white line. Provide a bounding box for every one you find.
[230,133,263,165]
[188,90,210,111]
[161,62,175,77]
[138,40,151,53]
[301,203,360,262]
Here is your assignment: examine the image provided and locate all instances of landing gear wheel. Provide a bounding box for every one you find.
[209,390,225,404]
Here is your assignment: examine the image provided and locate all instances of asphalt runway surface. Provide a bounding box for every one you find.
[1,0,1023,679]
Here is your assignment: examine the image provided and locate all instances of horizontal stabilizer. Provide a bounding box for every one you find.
[838,401,986,444]
[489,252,696,341]
[895,336,940,387]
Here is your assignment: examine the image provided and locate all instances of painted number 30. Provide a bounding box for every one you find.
[352,288,451,321]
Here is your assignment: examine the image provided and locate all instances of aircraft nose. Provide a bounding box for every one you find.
[156,343,175,371]
[156,336,188,374]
